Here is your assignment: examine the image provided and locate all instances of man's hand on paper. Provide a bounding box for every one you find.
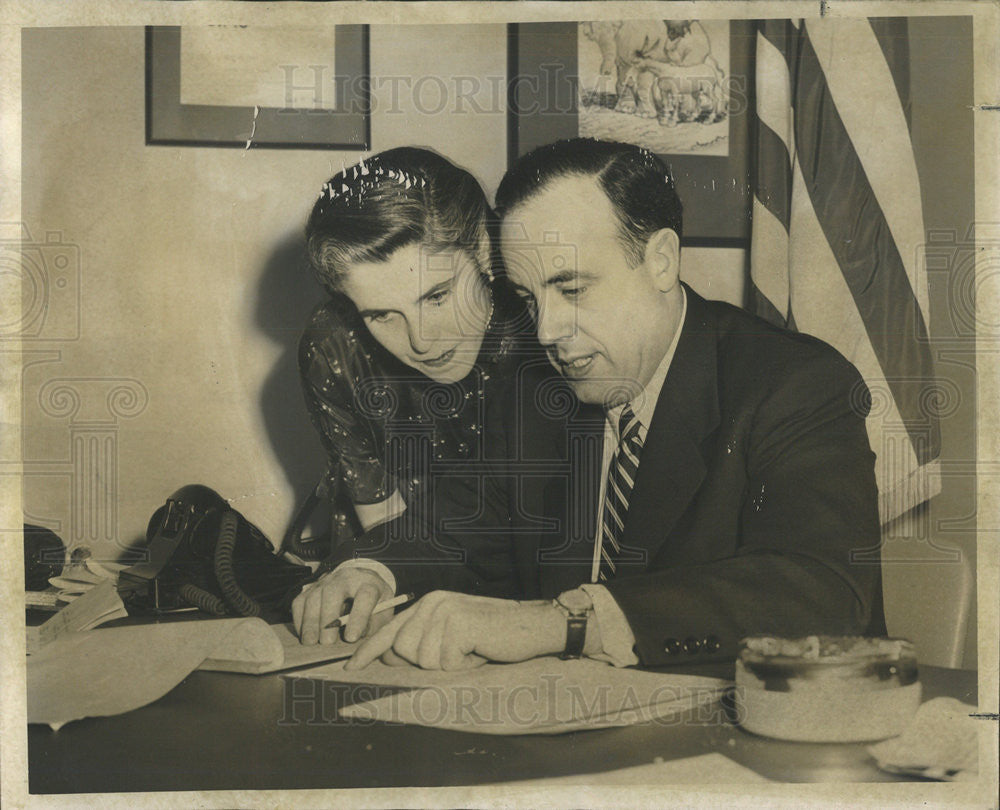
[346,591,582,670]
[293,567,394,646]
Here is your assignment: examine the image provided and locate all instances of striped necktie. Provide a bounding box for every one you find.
[599,403,644,582]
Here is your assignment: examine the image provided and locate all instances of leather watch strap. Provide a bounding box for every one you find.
[561,614,587,659]
[554,590,593,659]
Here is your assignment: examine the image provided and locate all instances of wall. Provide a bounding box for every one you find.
[19,24,509,555]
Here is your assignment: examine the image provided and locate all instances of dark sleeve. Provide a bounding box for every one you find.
[298,309,392,506]
[325,469,519,598]
[605,353,883,666]
[316,359,533,600]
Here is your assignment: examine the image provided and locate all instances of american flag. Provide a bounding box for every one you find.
[749,17,941,523]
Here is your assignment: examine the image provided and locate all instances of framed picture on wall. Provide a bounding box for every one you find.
[509,20,754,246]
[146,25,370,150]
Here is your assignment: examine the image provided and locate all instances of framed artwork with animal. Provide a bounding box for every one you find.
[508,20,753,246]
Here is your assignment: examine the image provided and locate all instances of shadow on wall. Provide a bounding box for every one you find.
[255,232,329,535]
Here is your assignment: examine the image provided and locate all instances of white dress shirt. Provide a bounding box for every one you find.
[581,287,688,666]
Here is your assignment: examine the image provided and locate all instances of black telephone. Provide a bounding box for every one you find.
[119,485,310,621]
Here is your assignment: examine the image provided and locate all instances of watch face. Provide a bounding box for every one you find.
[557,589,593,614]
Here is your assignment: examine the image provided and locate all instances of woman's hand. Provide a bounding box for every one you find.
[292,567,395,646]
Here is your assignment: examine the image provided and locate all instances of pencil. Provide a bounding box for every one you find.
[323,592,414,630]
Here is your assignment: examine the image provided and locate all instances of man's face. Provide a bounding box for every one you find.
[500,174,679,408]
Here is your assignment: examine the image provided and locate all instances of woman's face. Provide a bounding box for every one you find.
[340,242,491,383]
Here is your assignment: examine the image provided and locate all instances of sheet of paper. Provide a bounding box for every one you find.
[293,657,729,735]
[49,572,103,588]
[271,623,358,671]
[27,618,261,728]
[30,579,127,650]
[492,753,770,785]
[45,581,92,595]
[198,622,357,674]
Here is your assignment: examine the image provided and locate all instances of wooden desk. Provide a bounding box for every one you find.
[27,663,977,792]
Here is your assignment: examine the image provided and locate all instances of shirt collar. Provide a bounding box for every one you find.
[607,286,688,438]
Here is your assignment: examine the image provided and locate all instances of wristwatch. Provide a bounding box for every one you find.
[553,589,594,659]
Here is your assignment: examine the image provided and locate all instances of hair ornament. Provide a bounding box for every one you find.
[316,162,427,212]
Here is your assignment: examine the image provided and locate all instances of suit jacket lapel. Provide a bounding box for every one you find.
[620,287,721,569]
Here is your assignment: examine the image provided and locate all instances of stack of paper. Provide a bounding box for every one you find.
[26,580,129,654]
[48,558,126,602]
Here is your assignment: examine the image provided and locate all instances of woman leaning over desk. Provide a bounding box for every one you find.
[289,148,548,647]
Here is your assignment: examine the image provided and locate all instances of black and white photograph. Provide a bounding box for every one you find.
[1,2,997,808]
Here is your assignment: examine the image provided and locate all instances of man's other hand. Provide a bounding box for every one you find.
[292,567,394,646]
[345,591,565,670]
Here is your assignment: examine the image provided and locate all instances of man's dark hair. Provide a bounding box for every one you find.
[495,138,683,266]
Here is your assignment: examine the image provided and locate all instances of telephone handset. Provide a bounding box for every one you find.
[282,474,361,561]
[119,485,310,621]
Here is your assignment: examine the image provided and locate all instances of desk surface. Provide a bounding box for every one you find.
[27,661,977,793]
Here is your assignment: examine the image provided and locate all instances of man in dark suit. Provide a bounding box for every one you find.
[346,138,885,670]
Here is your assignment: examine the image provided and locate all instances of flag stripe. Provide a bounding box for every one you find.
[755,29,795,152]
[786,157,928,519]
[751,25,793,326]
[868,17,912,130]
[750,18,941,520]
[749,198,791,325]
[754,120,792,231]
[791,27,939,462]
[748,282,787,328]
[756,18,798,68]
[807,18,930,320]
